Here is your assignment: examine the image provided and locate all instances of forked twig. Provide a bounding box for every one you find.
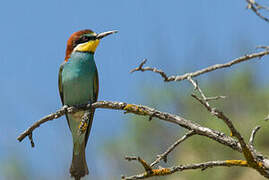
[150,130,196,167]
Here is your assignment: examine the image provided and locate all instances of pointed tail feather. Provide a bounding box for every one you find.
[67,110,94,179]
[70,145,89,179]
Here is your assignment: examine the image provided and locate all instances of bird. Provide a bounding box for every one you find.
[58,29,117,179]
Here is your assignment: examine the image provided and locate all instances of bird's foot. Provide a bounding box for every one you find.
[73,103,89,110]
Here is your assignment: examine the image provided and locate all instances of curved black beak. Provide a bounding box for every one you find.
[96,30,118,39]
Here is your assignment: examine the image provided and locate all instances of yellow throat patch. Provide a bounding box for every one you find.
[74,39,100,53]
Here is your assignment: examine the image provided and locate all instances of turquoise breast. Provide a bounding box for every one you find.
[62,52,97,105]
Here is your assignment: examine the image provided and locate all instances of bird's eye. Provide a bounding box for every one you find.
[80,36,89,43]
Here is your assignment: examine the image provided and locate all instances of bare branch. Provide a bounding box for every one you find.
[130,59,147,73]
[205,96,226,101]
[130,50,269,177]
[130,51,269,177]
[131,50,269,82]
[190,83,266,177]
[249,126,261,147]
[28,133,34,148]
[122,159,248,180]
[130,59,169,81]
[188,77,211,107]
[150,130,196,167]
[17,105,69,143]
[246,0,269,23]
[17,101,241,152]
[125,156,153,173]
[256,46,269,50]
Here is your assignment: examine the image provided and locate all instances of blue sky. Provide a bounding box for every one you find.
[0,0,269,179]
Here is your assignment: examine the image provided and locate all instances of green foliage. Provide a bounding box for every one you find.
[0,156,29,180]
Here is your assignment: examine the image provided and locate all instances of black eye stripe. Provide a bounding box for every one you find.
[86,36,96,41]
[73,36,96,47]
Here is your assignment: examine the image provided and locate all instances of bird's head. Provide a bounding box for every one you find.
[65,29,117,61]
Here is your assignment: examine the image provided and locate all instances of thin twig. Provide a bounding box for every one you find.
[131,50,269,82]
[125,156,153,173]
[150,130,196,167]
[28,133,34,148]
[122,160,248,179]
[188,77,211,108]
[205,96,226,101]
[130,59,169,81]
[246,0,269,23]
[17,105,69,142]
[249,126,261,147]
[248,126,264,162]
[256,46,269,50]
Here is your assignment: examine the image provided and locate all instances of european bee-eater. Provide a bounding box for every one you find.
[58,29,117,179]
